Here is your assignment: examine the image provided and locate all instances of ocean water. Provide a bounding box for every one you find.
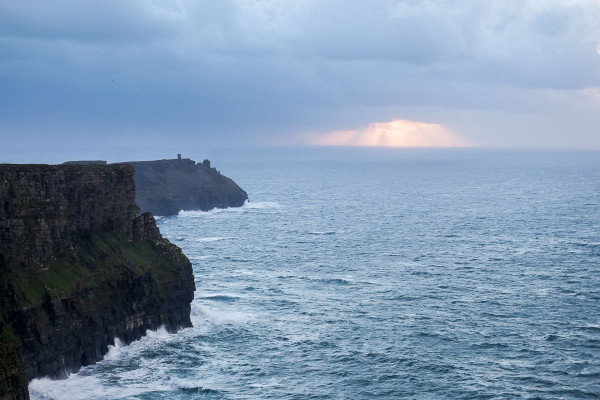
[30,149,600,399]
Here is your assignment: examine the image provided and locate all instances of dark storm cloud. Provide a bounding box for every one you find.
[1,0,600,157]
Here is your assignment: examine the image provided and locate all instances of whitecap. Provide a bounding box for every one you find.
[169,377,201,390]
[189,255,217,261]
[191,304,252,324]
[194,237,233,242]
[198,294,240,302]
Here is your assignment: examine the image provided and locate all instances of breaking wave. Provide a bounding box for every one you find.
[178,201,282,217]
[194,236,234,242]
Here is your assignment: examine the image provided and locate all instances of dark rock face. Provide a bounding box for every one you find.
[0,327,27,400]
[128,158,248,216]
[0,164,137,265]
[0,164,195,399]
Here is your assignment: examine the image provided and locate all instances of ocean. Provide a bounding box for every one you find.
[29,149,600,399]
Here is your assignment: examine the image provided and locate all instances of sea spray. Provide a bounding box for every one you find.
[177,201,282,217]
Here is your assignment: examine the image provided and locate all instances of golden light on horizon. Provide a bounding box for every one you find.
[307,119,468,148]
[597,43,600,55]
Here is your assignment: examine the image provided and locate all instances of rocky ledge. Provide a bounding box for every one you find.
[128,157,248,216]
[0,164,195,400]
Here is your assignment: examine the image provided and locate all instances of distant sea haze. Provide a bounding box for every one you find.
[30,149,600,399]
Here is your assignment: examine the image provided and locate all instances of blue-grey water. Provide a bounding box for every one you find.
[30,149,600,399]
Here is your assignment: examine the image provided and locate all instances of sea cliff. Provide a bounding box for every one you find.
[0,164,195,399]
[129,158,248,216]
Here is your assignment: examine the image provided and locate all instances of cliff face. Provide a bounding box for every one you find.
[0,164,136,266]
[0,164,195,399]
[129,158,248,216]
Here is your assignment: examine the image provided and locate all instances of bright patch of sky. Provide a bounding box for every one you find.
[304,120,467,148]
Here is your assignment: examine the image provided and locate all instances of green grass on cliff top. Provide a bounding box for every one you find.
[6,230,187,307]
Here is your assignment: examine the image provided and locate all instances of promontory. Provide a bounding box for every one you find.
[127,156,248,216]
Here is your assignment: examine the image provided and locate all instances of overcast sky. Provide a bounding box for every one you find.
[1,0,600,162]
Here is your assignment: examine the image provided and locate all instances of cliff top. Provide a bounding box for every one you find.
[126,157,247,216]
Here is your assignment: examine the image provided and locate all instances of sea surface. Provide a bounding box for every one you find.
[30,149,600,399]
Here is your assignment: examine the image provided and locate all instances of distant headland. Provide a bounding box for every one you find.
[65,155,249,216]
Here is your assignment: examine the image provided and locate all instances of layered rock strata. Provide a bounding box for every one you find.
[0,164,195,399]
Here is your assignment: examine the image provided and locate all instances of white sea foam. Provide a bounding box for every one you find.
[29,326,177,400]
[178,201,282,217]
[191,303,253,324]
[30,375,109,400]
[29,373,172,400]
[189,255,217,261]
[194,236,233,242]
[145,325,171,340]
[98,326,172,361]
[104,338,124,360]
[169,377,199,390]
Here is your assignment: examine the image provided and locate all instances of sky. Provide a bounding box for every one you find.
[1,0,600,162]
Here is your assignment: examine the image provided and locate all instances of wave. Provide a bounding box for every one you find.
[308,231,338,235]
[29,375,145,400]
[578,324,600,331]
[104,338,124,360]
[198,294,240,302]
[29,325,180,399]
[30,362,223,400]
[319,277,351,285]
[194,237,234,242]
[170,377,221,394]
[190,304,252,324]
[178,201,282,217]
[30,370,172,400]
[571,241,600,248]
[189,255,217,261]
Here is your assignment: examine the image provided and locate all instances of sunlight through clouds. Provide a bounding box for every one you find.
[307,119,469,148]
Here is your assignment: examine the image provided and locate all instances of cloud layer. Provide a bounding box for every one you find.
[1,0,600,158]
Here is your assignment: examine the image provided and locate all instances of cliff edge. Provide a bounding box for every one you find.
[0,164,195,400]
[128,158,248,216]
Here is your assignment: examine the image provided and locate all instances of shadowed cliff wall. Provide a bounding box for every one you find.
[129,158,248,216]
[0,164,195,399]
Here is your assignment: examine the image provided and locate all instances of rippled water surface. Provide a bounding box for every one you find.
[30,149,600,399]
